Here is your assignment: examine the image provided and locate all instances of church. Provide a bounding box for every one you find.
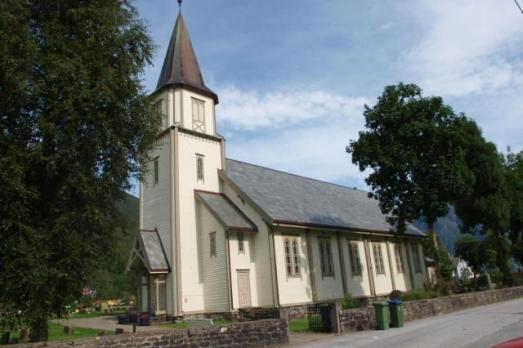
[127,6,428,318]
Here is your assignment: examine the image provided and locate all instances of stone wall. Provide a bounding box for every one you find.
[17,319,288,348]
[339,286,523,333]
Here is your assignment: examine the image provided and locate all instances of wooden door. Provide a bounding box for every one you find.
[237,270,252,308]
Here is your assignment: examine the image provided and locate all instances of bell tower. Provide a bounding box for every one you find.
[140,2,225,316]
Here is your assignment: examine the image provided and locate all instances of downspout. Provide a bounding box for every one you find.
[363,239,376,297]
[225,230,234,311]
[337,232,348,296]
[306,229,318,302]
[386,240,397,291]
[267,223,280,307]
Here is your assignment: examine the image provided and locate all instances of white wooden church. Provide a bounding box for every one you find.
[127,7,428,318]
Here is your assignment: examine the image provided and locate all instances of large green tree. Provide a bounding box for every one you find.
[347,83,475,233]
[505,151,523,266]
[0,0,159,341]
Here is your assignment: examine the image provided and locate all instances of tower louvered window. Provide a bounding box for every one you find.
[192,98,205,132]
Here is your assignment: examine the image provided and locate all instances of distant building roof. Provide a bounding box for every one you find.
[196,191,256,232]
[224,159,425,237]
[155,13,218,103]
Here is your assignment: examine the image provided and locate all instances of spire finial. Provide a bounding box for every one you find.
[178,0,182,10]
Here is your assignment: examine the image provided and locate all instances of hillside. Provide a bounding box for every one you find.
[415,206,463,254]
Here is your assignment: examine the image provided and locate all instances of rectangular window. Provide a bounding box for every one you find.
[196,154,204,182]
[373,243,385,275]
[284,237,300,276]
[192,98,205,132]
[210,232,216,258]
[318,237,334,277]
[238,232,245,253]
[348,241,362,276]
[394,244,405,274]
[412,244,422,273]
[154,99,167,128]
[153,156,159,186]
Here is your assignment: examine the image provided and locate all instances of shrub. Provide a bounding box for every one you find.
[400,289,439,301]
[342,293,360,309]
[389,290,403,300]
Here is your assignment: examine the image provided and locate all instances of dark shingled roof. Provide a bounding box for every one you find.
[224,159,425,237]
[138,229,170,273]
[196,191,256,232]
[156,13,218,103]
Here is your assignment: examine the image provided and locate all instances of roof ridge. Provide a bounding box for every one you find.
[226,158,370,195]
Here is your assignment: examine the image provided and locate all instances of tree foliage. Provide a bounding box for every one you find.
[347,83,475,233]
[0,0,159,341]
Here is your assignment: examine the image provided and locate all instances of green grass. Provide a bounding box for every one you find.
[1,323,113,345]
[66,311,125,319]
[400,289,439,301]
[160,319,232,329]
[289,318,310,333]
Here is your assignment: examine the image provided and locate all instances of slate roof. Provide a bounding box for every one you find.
[139,229,170,273]
[156,13,218,103]
[224,159,425,237]
[196,191,257,232]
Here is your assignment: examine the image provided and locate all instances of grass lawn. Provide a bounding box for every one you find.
[2,323,113,346]
[66,311,125,319]
[160,319,232,329]
[289,318,310,332]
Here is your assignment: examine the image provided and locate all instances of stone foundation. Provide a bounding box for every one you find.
[16,319,288,348]
[339,286,523,333]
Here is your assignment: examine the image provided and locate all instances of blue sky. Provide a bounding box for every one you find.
[132,0,523,194]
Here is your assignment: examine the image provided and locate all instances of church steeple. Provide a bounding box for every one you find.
[156,11,218,103]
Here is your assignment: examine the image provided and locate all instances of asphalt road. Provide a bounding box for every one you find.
[298,298,523,348]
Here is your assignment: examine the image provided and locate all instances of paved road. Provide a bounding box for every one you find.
[297,298,523,348]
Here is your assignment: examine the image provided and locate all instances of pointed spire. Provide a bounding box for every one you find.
[155,10,218,103]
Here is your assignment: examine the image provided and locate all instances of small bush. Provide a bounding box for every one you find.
[342,293,360,309]
[400,289,438,301]
[389,290,403,300]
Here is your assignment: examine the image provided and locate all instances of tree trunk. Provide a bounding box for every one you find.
[29,315,48,342]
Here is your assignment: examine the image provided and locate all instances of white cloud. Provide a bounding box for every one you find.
[216,86,368,130]
[402,0,523,97]
[217,86,371,189]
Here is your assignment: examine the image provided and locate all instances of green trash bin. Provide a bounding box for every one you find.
[373,302,389,330]
[388,300,404,328]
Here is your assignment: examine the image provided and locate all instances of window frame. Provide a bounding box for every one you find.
[196,154,204,182]
[348,240,363,277]
[284,236,300,277]
[238,231,245,254]
[373,243,386,275]
[209,232,216,258]
[191,97,205,132]
[394,244,405,274]
[318,237,334,278]
[153,156,159,186]
[412,244,422,273]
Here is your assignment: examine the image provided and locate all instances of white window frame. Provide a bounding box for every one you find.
[152,275,166,315]
[318,237,334,278]
[153,156,159,186]
[394,244,405,274]
[210,232,216,258]
[196,154,204,182]
[412,244,422,273]
[373,243,386,275]
[192,97,205,132]
[284,236,300,277]
[348,240,363,276]
[238,231,245,253]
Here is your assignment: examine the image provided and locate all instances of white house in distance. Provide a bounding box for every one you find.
[127,7,428,318]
